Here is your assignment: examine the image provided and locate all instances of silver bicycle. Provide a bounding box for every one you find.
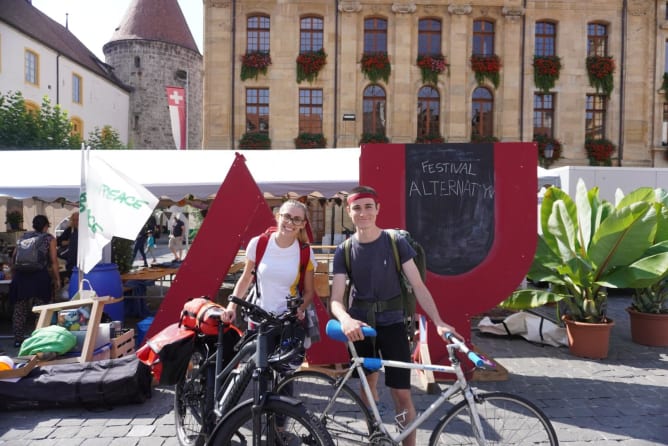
[279,319,559,445]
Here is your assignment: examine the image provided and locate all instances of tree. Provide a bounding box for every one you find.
[86,126,126,149]
[0,91,125,150]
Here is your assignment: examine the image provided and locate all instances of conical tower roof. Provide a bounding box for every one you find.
[107,0,199,53]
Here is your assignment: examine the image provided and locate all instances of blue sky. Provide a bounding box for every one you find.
[31,0,203,60]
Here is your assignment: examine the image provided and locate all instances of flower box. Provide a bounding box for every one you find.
[296,50,327,84]
[470,54,502,88]
[533,56,561,93]
[585,138,615,166]
[240,52,272,81]
[416,54,448,85]
[360,53,391,83]
[586,56,615,96]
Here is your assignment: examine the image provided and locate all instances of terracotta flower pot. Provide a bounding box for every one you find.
[562,316,615,359]
[627,308,668,347]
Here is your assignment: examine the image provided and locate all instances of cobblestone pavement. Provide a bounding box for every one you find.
[1,275,667,444]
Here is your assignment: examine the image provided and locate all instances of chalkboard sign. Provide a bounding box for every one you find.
[405,144,495,275]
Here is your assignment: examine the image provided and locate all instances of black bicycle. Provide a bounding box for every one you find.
[207,295,334,445]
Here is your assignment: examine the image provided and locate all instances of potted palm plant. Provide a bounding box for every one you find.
[628,280,668,346]
[501,180,668,358]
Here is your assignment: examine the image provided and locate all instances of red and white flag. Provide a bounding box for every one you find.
[166,86,186,149]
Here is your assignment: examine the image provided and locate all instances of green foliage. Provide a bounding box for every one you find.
[0,91,124,150]
[532,56,562,93]
[239,132,271,149]
[111,237,134,274]
[360,53,391,83]
[502,180,668,323]
[586,56,615,97]
[86,126,126,149]
[359,132,389,144]
[294,132,326,149]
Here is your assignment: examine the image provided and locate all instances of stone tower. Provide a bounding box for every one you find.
[103,0,202,149]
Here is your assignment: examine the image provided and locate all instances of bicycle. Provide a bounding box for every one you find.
[207,295,334,446]
[174,305,258,446]
[286,319,559,445]
[174,294,351,446]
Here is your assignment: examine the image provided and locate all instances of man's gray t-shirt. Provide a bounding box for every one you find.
[333,231,416,326]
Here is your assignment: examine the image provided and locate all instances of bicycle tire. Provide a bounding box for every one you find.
[429,392,559,445]
[276,370,373,444]
[208,396,335,446]
[174,346,216,446]
[217,358,256,416]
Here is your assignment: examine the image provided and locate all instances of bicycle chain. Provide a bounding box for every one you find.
[369,431,394,445]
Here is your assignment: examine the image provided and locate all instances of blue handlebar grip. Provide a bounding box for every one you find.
[467,351,485,367]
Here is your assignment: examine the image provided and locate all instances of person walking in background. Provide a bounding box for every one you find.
[9,215,61,348]
[146,230,157,264]
[329,186,459,446]
[133,222,150,268]
[57,211,79,282]
[169,213,186,262]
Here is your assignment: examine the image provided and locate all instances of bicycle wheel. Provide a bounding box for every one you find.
[430,392,559,445]
[208,396,335,446]
[276,371,373,444]
[174,346,215,446]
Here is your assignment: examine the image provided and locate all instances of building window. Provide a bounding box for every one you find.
[417,86,440,137]
[24,49,39,85]
[247,15,270,52]
[418,19,442,56]
[246,88,269,133]
[533,93,555,138]
[585,94,607,139]
[299,89,323,134]
[70,117,83,139]
[473,20,495,56]
[363,85,386,135]
[535,21,556,57]
[134,115,140,131]
[300,16,324,52]
[471,87,494,138]
[72,73,83,104]
[587,23,608,57]
[134,56,141,68]
[364,17,387,53]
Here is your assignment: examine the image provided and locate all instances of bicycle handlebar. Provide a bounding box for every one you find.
[228,295,302,326]
[444,332,495,368]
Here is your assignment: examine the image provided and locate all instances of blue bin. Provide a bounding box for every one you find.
[136,316,154,347]
[69,263,124,322]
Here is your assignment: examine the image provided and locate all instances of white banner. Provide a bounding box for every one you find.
[77,148,159,274]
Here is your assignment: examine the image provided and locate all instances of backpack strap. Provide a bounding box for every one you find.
[385,229,402,274]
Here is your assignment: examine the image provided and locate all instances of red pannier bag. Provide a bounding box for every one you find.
[136,323,195,385]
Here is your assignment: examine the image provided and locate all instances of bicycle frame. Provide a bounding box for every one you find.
[323,320,491,445]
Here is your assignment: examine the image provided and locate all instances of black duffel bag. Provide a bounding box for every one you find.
[0,355,152,410]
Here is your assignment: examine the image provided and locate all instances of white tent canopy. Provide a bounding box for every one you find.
[0,148,361,202]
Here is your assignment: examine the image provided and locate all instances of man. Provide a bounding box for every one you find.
[330,185,459,446]
[169,213,186,262]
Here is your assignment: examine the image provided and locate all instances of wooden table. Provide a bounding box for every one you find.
[120,267,179,298]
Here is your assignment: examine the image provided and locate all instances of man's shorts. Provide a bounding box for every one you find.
[352,322,411,389]
[168,235,183,250]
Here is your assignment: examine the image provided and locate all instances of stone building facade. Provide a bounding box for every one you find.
[203,0,668,167]
[104,0,203,149]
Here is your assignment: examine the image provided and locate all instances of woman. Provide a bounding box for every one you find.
[223,199,315,323]
[10,215,61,347]
[222,200,316,362]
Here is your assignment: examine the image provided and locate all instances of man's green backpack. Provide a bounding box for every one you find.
[343,229,427,338]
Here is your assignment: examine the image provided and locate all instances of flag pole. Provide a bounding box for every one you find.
[77,143,89,295]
